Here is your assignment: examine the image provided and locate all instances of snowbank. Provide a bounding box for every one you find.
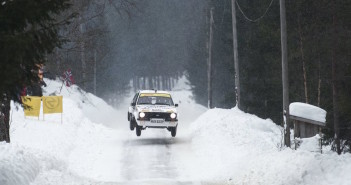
[0,78,123,185]
[1,77,350,185]
[171,75,207,125]
[0,143,40,185]
[189,107,351,185]
[290,102,326,123]
[43,79,119,127]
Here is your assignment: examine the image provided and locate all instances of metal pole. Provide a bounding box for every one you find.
[280,0,290,147]
[231,0,241,109]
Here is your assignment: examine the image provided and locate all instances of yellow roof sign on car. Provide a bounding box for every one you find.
[140,93,171,97]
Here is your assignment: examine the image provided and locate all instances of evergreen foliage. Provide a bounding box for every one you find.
[0,0,72,142]
[0,0,72,100]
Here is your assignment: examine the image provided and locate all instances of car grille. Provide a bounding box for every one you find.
[144,112,172,121]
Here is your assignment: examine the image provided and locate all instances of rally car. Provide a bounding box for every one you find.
[128,90,178,137]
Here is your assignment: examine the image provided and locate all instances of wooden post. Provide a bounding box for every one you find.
[319,127,323,153]
[42,98,44,121]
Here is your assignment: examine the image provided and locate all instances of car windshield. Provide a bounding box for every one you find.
[137,94,174,106]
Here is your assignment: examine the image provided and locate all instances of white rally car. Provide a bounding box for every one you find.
[128,90,178,137]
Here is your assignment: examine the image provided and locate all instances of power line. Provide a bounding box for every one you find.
[236,0,275,23]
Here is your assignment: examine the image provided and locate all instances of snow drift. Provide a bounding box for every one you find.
[0,79,123,185]
[188,107,351,185]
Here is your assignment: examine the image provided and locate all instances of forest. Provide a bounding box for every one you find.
[1,0,350,153]
[187,0,351,153]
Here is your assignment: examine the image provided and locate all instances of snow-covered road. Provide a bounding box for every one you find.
[110,78,208,184]
[120,130,195,184]
[112,84,207,184]
[69,125,199,185]
[2,77,351,185]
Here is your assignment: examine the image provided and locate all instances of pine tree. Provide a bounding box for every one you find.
[0,0,72,142]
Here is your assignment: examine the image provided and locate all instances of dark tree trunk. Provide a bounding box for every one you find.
[168,77,172,90]
[0,110,5,141]
[157,76,161,90]
[332,54,341,154]
[162,76,166,90]
[137,76,141,90]
[317,55,321,107]
[297,14,309,104]
[133,76,137,91]
[332,2,341,154]
[165,76,168,91]
[148,76,153,89]
[0,95,11,143]
[142,77,146,90]
[172,78,175,89]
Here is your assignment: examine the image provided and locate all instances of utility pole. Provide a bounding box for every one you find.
[94,49,97,95]
[280,0,290,147]
[207,8,214,109]
[79,15,86,90]
[231,0,241,109]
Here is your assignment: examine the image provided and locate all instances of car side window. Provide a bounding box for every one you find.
[132,93,139,104]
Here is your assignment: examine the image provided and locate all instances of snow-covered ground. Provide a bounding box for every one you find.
[188,108,351,184]
[1,77,351,185]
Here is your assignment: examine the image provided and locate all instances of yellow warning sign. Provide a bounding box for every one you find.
[43,96,63,114]
[22,96,42,117]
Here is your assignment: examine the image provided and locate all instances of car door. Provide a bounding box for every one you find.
[128,92,139,114]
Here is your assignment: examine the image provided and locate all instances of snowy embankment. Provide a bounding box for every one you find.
[188,107,351,185]
[1,76,351,185]
[0,79,123,185]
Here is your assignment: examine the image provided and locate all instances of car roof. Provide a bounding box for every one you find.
[138,90,171,94]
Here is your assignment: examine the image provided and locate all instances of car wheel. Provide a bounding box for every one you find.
[129,119,135,131]
[127,113,130,121]
[171,126,177,137]
[136,126,142,136]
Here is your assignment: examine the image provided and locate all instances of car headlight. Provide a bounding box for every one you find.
[170,113,176,119]
[139,112,145,118]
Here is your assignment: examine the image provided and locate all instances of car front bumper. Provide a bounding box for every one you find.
[136,120,178,128]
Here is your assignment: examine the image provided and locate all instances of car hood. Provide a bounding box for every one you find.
[136,105,177,113]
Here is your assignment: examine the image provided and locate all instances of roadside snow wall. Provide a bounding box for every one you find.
[0,78,119,185]
[189,107,351,185]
